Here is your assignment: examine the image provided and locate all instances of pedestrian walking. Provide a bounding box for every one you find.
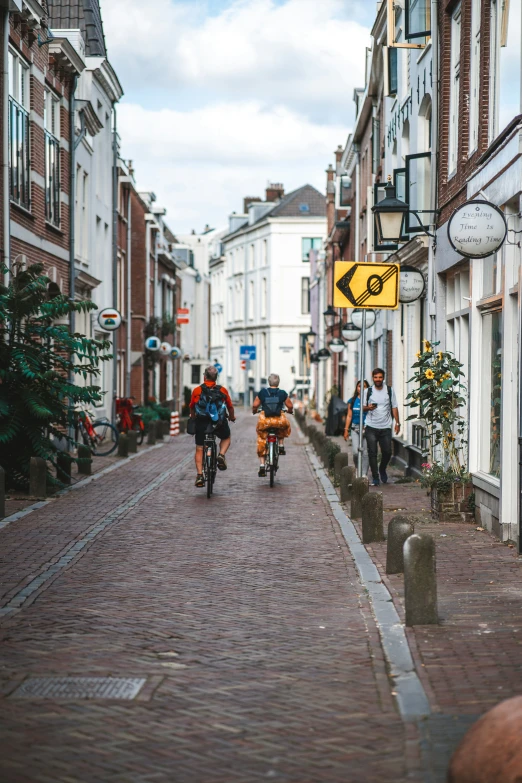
[363,368,401,486]
[343,380,369,476]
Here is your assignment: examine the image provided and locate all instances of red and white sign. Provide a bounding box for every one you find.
[240,359,247,370]
[177,317,190,325]
[177,308,189,315]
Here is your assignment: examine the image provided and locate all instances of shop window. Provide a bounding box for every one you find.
[405,152,431,233]
[481,310,502,478]
[302,237,321,262]
[405,0,431,41]
[482,252,501,298]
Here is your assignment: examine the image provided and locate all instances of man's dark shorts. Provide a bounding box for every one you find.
[194,417,231,446]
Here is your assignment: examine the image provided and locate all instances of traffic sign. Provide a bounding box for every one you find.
[240,359,247,370]
[177,307,189,315]
[97,308,122,331]
[177,317,190,325]
[240,345,257,360]
[214,362,223,373]
[333,261,399,310]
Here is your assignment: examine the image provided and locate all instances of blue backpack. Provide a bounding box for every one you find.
[195,384,227,423]
[261,388,284,417]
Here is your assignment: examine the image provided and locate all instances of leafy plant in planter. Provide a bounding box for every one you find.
[0,262,112,489]
[406,341,472,519]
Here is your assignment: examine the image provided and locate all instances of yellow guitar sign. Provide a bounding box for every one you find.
[333,262,399,310]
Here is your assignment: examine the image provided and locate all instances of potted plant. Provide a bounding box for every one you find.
[406,340,473,522]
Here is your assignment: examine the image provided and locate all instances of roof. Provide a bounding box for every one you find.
[47,0,107,57]
[261,184,326,220]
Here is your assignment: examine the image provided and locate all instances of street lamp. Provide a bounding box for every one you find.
[323,305,338,330]
[305,327,316,346]
[352,309,376,330]
[328,338,345,354]
[317,347,330,361]
[310,352,320,364]
[341,322,362,341]
[371,179,407,244]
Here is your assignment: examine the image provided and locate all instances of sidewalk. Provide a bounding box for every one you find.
[304,416,522,776]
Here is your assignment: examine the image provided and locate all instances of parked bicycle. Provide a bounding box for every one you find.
[116,397,145,445]
[76,410,119,456]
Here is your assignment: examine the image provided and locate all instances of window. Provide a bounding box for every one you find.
[469,0,481,153]
[481,310,502,477]
[261,332,267,377]
[405,0,431,40]
[489,0,521,141]
[301,277,310,314]
[339,175,351,207]
[261,277,267,318]
[387,47,398,96]
[44,90,61,226]
[249,279,254,320]
[249,243,255,269]
[191,364,201,385]
[483,252,501,297]
[449,4,461,175]
[262,239,268,266]
[371,117,380,174]
[8,50,30,209]
[405,152,431,233]
[302,237,321,262]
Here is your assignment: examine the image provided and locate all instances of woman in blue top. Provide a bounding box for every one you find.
[343,380,369,476]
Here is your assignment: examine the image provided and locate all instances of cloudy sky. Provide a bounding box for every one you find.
[102,0,373,234]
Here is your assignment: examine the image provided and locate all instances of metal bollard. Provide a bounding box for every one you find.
[340,465,356,503]
[386,516,415,574]
[127,430,138,454]
[361,491,384,543]
[155,420,164,441]
[117,432,129,458]
[77,444,92,475]
[350,476,369,519]
[30,456,47,497]
[404,533,438,626]
[334,451,349,482]
[56,452,72,485]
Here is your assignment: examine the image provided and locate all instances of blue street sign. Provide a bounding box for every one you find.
[214,362,223,373]
[240,345,257,360]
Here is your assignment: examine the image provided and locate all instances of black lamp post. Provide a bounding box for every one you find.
[372,179,407,244]
[323,305,339,330]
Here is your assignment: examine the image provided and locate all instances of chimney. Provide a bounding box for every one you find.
[243,196,262,213]
[265,182,284,202]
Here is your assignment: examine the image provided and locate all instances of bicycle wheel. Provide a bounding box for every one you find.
[91,421,119,456]
[133,421,145,446]
[206,455,213,498]
[268,442,275,487]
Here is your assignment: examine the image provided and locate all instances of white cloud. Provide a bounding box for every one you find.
[118,100,346,230]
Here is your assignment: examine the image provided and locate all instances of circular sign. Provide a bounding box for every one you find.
[214,362,223,373]
[171,346,182,359]
[399,266,426,303]
[97,308,122,332]
[448,199,507,259]
[145,336,161,352]
[159,341,173,356]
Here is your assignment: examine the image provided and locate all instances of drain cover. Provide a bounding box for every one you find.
[11,677,146,700]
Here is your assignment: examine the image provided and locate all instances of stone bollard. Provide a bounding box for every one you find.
[386,516,415,574]
[361,491,384,544]
[350,476,369,519]
[117,432,129,458]
[127,430,138,454]
[30,456,47,497]
[447,696,522,783]
[56,452,72,485]
[0,466,5,518]
[334,451,349,482]
[147,426,156,445]
[77,444,92,476]
[340,465,356,503]
[154,420,164,441]
[161,419,170,437]
[404,533,438,626]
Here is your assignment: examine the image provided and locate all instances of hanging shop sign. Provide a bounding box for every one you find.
[97,308,122,331]
[333,261,399,310]
[159,341,173,356]
[399,266,426,303]
[145,336,161,351]
[171,346,182,359]
[447,199,507,259]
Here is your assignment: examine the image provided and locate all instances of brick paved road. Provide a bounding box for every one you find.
[0,414,415,783]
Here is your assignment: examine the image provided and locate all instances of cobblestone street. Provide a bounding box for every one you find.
[0,414,413,783]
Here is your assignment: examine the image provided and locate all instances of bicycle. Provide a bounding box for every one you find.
[255,409,293,487]
[116,397,145,445]
[202,421,218,498]
[76,410,119,456]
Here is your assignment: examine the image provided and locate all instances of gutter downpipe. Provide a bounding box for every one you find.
[67,73,78,445]
[428,0,439,344]
[3,9,9,285]
[125,187,131,397]
[111,105,118,425]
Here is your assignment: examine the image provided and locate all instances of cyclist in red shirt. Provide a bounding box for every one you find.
[189,366,235,487]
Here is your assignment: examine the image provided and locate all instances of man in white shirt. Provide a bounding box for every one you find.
[363,367,401,486]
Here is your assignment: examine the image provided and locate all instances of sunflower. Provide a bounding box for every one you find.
[437,351,443,361]
[443,410,449,418]
[416,351,421,359]
[443,372,451,380]
[424,369,435,380]
[423,340,432,352]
